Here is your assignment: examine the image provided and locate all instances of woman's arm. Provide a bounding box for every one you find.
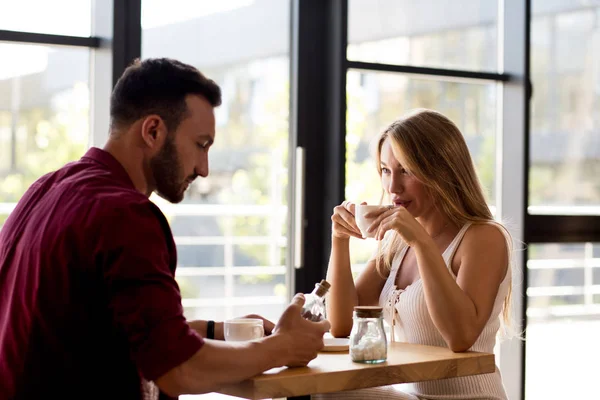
[326,201,388,337]
[326,237,358,337]
[413,224,508,351]
[326,242,388,338]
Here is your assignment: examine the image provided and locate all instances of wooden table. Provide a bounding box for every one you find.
[216,342,496,399]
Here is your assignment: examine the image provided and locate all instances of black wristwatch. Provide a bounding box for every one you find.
[206,320,215,339]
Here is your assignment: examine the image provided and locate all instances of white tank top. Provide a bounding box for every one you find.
[378,222,510,400]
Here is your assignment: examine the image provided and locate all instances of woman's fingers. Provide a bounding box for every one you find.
[376,220,390,241]
[336,214,362,237]
[366,207,395,234]
[337,223,364,239]
[342,200,358,217]
[332,218,362,239]
[375,216,398,241]
[341,204,363,232]
[364,205,396,222]
[332,205,362,238]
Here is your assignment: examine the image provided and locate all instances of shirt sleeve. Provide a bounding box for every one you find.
[99,201,204,382]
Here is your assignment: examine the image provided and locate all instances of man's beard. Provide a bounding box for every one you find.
[150,136,191,203]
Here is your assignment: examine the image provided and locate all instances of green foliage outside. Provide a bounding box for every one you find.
[0,94,88,226]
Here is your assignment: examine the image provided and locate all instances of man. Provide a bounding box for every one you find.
[0,58,330,399]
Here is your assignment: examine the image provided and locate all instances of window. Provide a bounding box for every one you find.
[345,70,498,269]
[0,43,91,227]
[142,0,292,324]
[348,0,498,71]
[526,2,600,399]
[345,2,523,399]
[530,3,600,213]
[0,0,92,37]
[526,242,600,398]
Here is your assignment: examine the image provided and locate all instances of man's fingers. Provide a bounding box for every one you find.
[264,320,275,334]
[290,293,306,308]
[316,319,331,333]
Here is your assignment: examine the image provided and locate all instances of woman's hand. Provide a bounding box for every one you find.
[331,201,364,240]
[366,206,429,246]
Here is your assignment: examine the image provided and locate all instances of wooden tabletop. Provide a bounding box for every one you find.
[216,341,496,399]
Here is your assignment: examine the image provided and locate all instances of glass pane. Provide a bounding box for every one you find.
[348,0,497,71]
[0,0,92,37]
[142,0,291,329]
[529,1,600,214]
[526,243,600,398]
[345,70,497,271]
[0,43,90,227]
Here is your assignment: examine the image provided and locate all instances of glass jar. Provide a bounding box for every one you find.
[349,306,387,364]
[301,279,331,322]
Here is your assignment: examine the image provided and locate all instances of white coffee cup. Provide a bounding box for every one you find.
[224,318,265,342]
[355,204,389,238]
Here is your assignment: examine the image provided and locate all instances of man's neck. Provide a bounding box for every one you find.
[103,136,152,197]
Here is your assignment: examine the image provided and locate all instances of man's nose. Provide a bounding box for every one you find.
[196,155,209,178]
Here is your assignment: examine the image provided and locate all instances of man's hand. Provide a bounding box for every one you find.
[242,314,275,335]
[272,293,331,367]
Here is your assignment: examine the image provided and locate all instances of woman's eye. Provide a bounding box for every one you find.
[381,167,391,174]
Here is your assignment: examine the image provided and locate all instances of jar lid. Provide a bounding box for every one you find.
[354,306,383,318]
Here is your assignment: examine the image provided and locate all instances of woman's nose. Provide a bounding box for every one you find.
[388,175,403,194]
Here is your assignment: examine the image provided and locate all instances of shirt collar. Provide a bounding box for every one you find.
[82,147,137,190]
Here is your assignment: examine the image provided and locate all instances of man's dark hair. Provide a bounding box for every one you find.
[109,58,222,133]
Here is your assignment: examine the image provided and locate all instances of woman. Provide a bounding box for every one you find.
[320,109,513,400]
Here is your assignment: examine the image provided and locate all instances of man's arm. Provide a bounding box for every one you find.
[102,205,327,395]
[187,320,223,341]
[188,315,275,341]
[155,294,330,396]
[155,335,288,395]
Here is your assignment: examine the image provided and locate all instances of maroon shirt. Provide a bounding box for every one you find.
[0,148,203,399]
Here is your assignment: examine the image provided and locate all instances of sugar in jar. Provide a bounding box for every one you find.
[349,306,387,364]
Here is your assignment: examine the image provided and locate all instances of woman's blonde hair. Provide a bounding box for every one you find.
[373,108,514,330]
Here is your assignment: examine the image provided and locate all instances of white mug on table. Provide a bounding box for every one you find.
[224,318,265,341]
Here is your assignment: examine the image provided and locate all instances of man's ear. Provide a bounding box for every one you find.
[140,115,167,150]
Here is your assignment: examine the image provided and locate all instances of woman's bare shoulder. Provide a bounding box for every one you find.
[455,222,510,268]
